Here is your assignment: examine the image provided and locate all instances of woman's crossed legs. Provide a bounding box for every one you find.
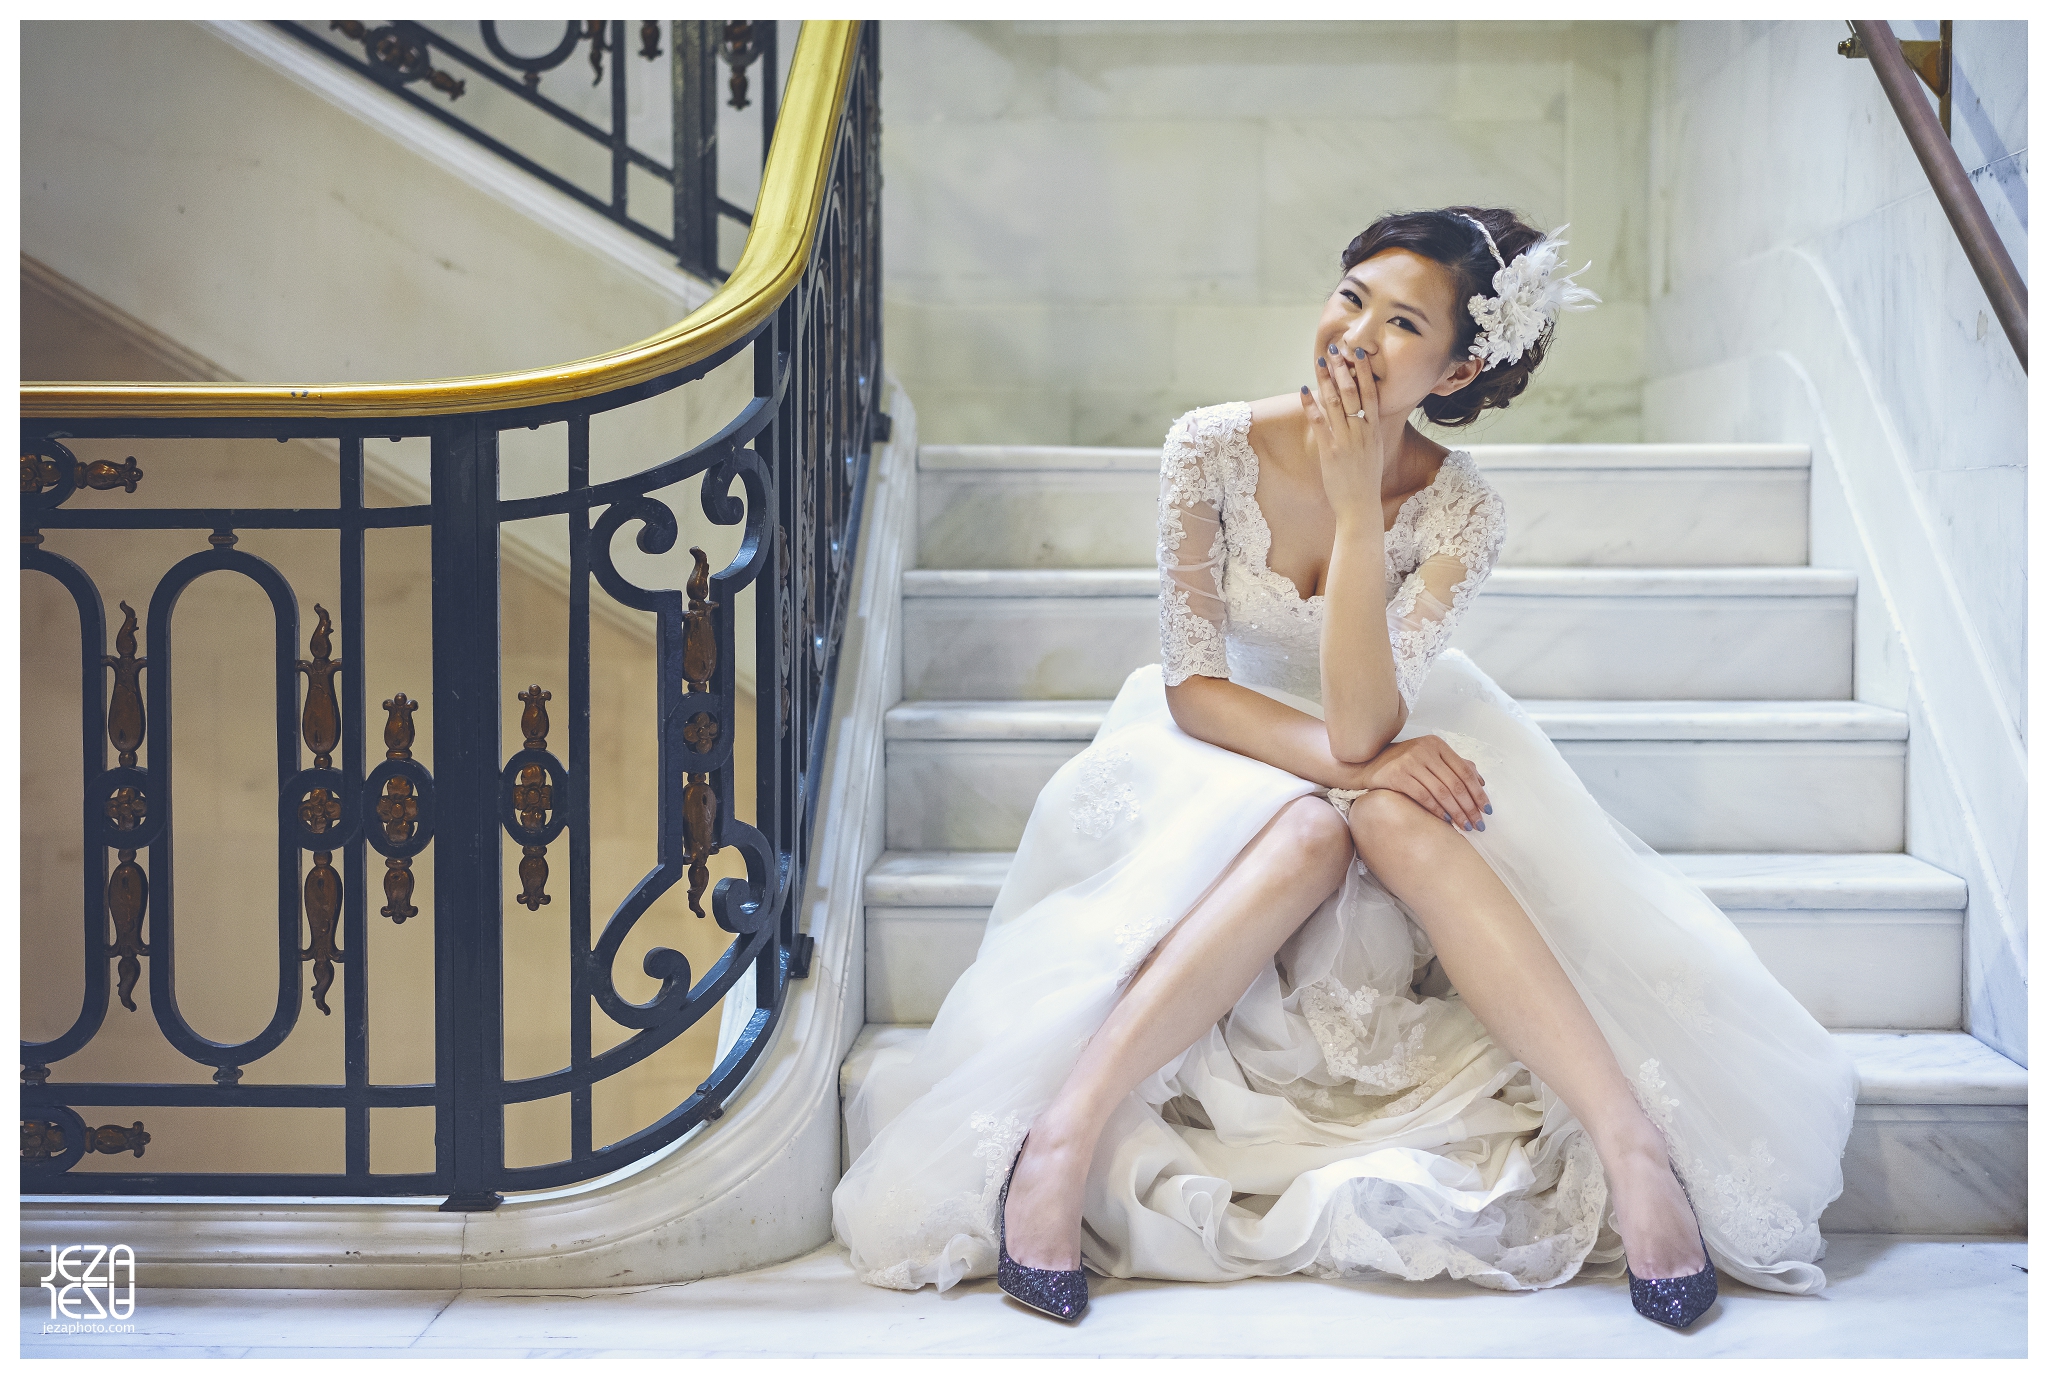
[1000,789,1708,1282]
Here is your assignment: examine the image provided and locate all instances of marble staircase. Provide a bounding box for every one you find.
[847,440,2026,1235]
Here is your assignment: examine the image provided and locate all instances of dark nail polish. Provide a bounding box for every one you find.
[1327,341,1339,355]
[1354,347,1367,359]
[1443,813,1453,825]
[1301,384,1311,395]
[1476,821,1485,832]
[1483,804,1493,815]
[1317,357,1327,370]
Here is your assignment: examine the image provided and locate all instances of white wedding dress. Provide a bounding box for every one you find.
[834,401,1856,1296]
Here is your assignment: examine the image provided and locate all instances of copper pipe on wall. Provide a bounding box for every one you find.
[1852,20,2027,371]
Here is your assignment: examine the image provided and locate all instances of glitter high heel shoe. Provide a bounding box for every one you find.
[996,1143,1089,1322]
[1628,1229,1717,1329]
[1626,1183,1717,1330]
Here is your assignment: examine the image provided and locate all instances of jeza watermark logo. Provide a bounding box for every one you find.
[40,1245,138,1331]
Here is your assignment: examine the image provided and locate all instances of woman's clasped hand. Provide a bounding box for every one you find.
[1348,734,1491,833]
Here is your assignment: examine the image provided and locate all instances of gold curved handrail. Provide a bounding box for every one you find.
[21,21,860,420]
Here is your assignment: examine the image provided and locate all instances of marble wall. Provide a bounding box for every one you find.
[1642,21,2027,1062]
[880,21,1653,448]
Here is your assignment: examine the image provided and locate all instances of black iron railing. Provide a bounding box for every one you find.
[278,20,782,282]
[20,21,881,1208]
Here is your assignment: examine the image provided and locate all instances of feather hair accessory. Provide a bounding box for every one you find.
[1459,216,1600,370]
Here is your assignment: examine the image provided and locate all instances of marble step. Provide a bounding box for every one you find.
[839,1023,2024,1234]
[918,443,1810,570]
[885,699,1906,854]
[862,850,1964,1031]
[900,567,1855,702]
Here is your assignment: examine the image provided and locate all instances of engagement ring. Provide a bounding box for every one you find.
[1353,409,1369,419]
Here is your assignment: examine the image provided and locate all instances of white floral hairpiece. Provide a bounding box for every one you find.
[1459,216,1599,370]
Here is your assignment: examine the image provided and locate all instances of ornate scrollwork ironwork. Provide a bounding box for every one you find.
[104,786,147,833]
[21,450,143,497]
[88,1121,152,1158]
[681,548,723,918]
[683,712,718,753]
[512,685,554,912]
[330,20,466,99]
[377,692,421,922]
[302,851,341,1016]
[298,605,344,1013]
[22,1114,151,1162]
[298,604,342,769]
[105,602,145,769]
[721,21,766,110]
[22,1119,67,1160]
[99,600,152,1013]
[776,524,794,734]
[284,19,757,281]
[106,854,149,1014]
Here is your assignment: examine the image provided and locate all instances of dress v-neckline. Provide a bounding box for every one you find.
[1229,404,1458,606]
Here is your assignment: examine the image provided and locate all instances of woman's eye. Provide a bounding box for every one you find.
[1392,316,1419,333]
[1339,290,1362,307]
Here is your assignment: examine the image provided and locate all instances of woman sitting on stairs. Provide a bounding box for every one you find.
[832,206,1856,1330]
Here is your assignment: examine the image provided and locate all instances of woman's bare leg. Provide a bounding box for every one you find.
[1003,795,1355,1270]
[1346,788,1707,1278]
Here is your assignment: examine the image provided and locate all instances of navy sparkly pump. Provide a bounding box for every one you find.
[996,1145,1089,1322]
[1626,1187,1717,1331]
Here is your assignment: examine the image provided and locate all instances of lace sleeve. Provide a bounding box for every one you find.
[1158,409,1230,686]
[1385,464,1506,706]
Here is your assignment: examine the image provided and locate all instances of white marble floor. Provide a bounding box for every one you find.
[19,1235,2026,1359]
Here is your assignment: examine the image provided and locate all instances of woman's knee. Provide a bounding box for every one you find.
[1348,789,1444,871]
[1269,795,1354,874]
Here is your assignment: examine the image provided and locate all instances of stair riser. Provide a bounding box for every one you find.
[901,594,1854,701]
[885,738,1903,853]
[865,908,1963,1031]
[1821,1106,2026,1233]
[919,467,1810,570]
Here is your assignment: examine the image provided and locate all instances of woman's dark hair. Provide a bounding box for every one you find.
[1340,206,1549,428]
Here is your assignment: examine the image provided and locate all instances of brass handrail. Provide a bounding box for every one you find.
[21,20,860,419]
[1851,20,2027,372]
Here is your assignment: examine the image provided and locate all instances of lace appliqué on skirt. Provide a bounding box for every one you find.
[1652,961,1717,1035]
[1631,1059,1813,1266]
[1299,979,1438,1093]
[1069,747,1140,840]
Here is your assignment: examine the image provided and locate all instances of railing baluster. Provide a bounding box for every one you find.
[608,19,628,220]
[430,416,505,1211]
[339,433,372,1180]
[672,20,719,279]
[568,413,594,1163]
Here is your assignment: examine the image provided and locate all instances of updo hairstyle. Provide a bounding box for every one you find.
[1340,206,1550,428]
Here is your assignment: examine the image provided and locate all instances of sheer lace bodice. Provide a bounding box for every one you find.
[1158,400,1507,705]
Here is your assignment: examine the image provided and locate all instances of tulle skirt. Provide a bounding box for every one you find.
[832,652,1856,1294]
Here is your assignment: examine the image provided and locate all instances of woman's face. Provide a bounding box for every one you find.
[1315,248,1482,422]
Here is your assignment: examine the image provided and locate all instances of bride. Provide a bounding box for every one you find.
[832,206,1856,1329]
